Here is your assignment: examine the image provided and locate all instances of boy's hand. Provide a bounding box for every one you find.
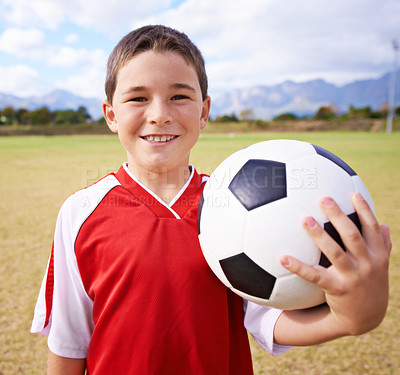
[281,193,391,337]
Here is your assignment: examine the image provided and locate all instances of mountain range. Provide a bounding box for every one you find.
[211,70,400,120]
[0,69,399,120]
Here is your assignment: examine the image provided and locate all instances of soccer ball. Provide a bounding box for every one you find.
[197,139,374,310]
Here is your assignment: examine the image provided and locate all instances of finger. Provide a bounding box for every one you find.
[380,224,392,256]
[302,215,352,271]
[351,192,387,252]
[280,255,326,287]
[319,196,366,258]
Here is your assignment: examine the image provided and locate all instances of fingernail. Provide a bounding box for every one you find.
[281,256,291,267]
[305,216,316,228]
[322,197,334,207]
[355,192,364,201]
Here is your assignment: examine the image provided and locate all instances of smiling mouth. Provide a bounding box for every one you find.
[141,135,178,143]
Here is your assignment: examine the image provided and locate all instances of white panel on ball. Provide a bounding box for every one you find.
[199,188,247,259]
[270,273,325,310]
[245,198,319,277]
[245,139,316,163]
[286,154,356,223]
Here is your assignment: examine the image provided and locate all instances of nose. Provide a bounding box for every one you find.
[148,99,173,126]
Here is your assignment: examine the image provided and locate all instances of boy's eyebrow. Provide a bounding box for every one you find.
[122,86,146,95]
[121,83,196,96]
[171,83,196,92]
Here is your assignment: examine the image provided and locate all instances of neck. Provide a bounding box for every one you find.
[126,163,191,204]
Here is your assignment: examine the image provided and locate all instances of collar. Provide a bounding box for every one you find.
[115,163,203,219]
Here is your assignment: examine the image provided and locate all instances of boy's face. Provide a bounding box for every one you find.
[103,50,210,180]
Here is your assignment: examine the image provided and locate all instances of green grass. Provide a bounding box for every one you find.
[1,132,399,374]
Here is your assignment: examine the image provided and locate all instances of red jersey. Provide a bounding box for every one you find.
[31,164,255,374]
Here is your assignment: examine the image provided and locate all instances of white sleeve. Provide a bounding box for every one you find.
[243,300,291,355]
[31,196,94,359]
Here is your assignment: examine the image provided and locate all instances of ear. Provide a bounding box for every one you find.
[200,96,211,130]
[102,99,118,133]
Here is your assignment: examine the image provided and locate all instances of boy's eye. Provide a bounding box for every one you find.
[130,97,147,102]
[172,95,189,100]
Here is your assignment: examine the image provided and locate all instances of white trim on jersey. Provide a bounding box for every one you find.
[122,162,196,219]
[168,165,195,208]
[31,174,121,358]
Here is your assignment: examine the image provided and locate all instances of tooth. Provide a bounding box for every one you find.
[154,136,160,142]
[148,136,154,141]
[161,136,167,142]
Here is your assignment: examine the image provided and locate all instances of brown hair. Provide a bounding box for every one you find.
[105,25,208,103]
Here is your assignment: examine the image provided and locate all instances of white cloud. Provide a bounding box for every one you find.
[55,68,106,99]
[0,27,46,59]
[0,65,50,97]
[2,0,175,35]
[65,33,79,44]
[2,0,66,30]
[70,0,173,36]
[0,27,107,73]
[48,47,108,69]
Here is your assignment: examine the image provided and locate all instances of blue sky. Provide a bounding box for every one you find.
[0,0,399,100]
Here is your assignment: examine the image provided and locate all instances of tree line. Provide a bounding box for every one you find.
[1,103,399,126]
[0,106,96,125]
[213,104,400,123]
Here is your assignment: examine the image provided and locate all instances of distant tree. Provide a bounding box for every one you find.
[239,108,254,121]
[54,106,92,125]
[29,107,53,125]
[395,106,400,117]
[347,105,372,119]
[370,110,387,119]
[273,112,298,121]
[0,106,15,125]
[54,109,81,124]
[366,103,389,119]
[77,106,91,121]
[15,108,30,124]
[314,105,337,120]
[214,113,239,122]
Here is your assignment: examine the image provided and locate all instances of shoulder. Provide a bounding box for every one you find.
[59,173,121,220]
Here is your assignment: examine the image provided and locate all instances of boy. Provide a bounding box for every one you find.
[31,25,391,374]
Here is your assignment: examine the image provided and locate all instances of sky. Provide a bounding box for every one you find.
[0,0,399,101]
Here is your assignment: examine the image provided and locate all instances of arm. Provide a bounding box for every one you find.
[48,350,86,375]
[274,192,391,346]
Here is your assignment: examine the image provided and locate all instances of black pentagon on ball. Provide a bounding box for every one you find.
[228,159,287,211]
[319,212,362,268]
[312,144,357,176]
[219,252,276,299]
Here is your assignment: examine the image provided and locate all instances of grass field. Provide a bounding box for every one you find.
[0,131,399,374]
